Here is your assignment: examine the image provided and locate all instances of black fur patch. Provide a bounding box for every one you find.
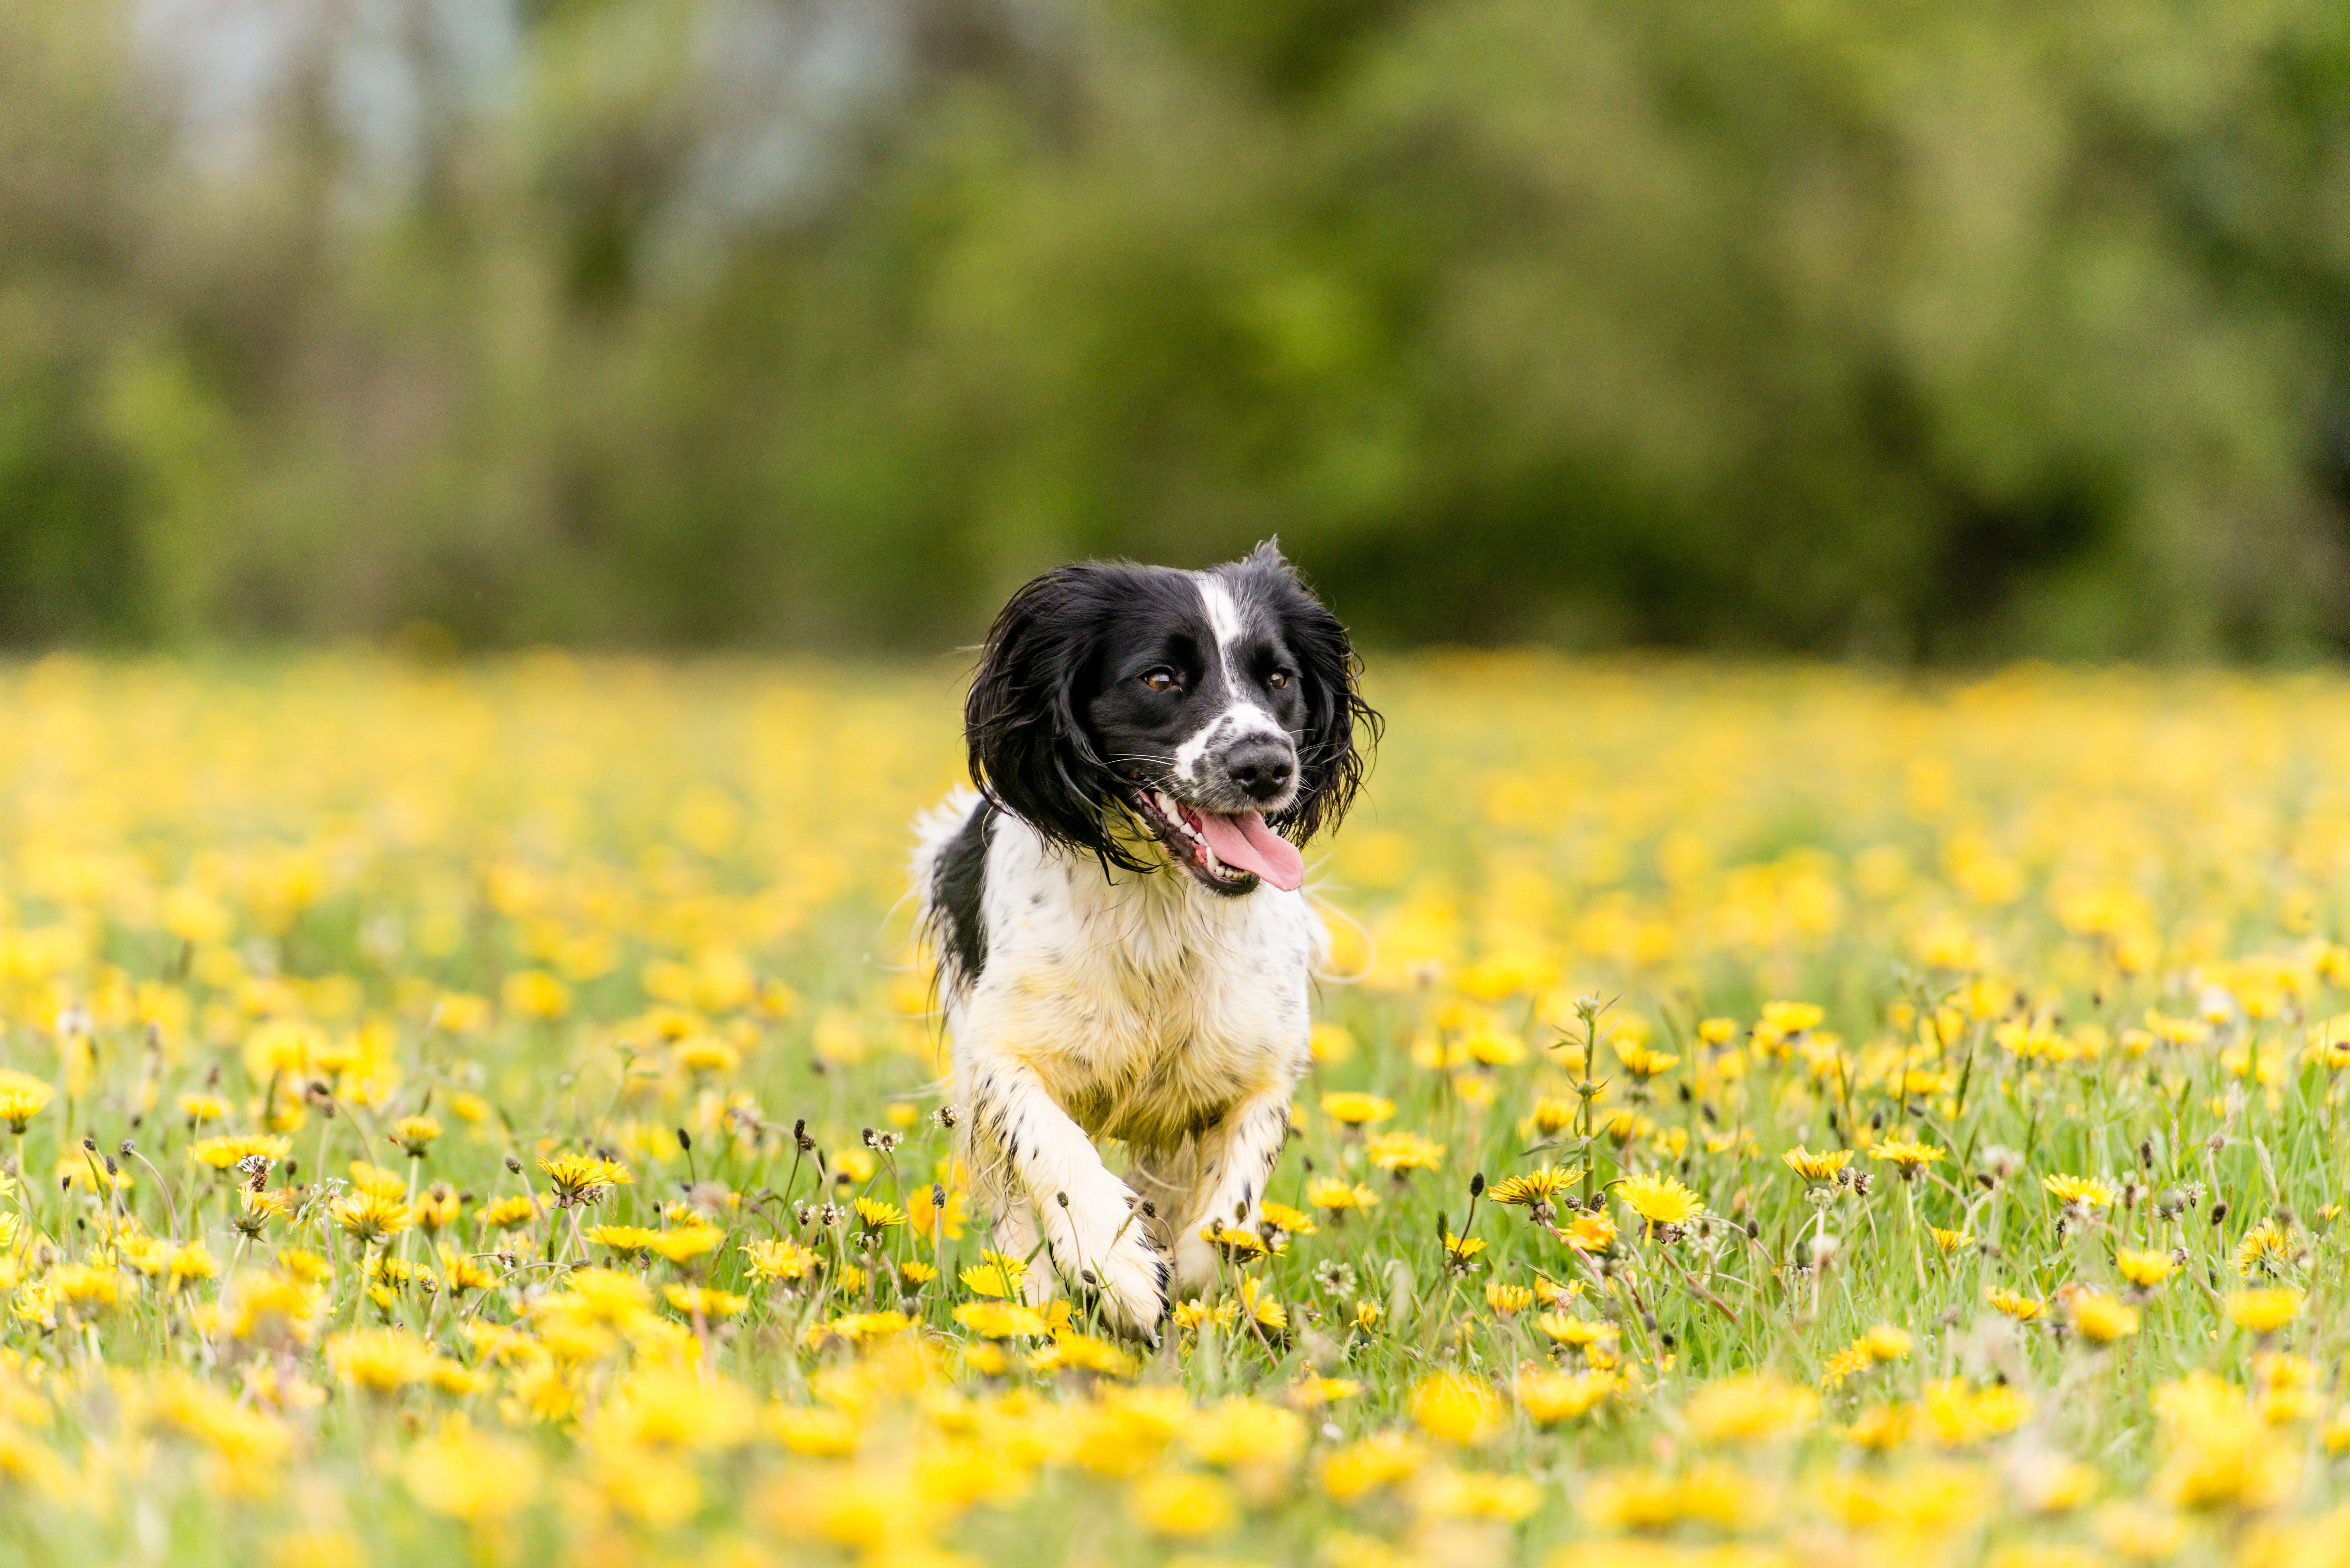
[933,802,996,986]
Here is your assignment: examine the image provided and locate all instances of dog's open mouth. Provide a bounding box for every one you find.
[1127,790,1306,895]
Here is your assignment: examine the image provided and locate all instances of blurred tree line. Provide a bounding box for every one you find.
[8,0,2350,657]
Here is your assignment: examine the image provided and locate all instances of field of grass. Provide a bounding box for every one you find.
[0,653,2346,1567]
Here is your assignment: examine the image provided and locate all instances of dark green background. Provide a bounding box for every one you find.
[11,0,2350,658]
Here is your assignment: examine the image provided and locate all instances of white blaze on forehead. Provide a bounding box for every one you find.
[1172,571,1291,784]
[1196,573,1247,659]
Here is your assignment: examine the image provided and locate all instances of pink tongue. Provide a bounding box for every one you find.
[1190,810,1306,891]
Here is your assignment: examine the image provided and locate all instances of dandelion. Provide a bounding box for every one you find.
[1537,1313,1618,1349]
[1683,1373,1819,1443]
[2044,1173,2118,1209]
[1319,1092,1395,1126]
[744,1238,821,1282]
[1518,1369,1611,1425]
[1174,1298,1238,1334]
[1615,1172,1703,1231]
[1257,1200,1316,1236]
[2069,1290,2142,1345]
[1564,1211,1618,1252]
[1485,1281,1534,1315]
[537,1153,631,1208]
[2234,1218,2292,1278]
[1366,1130,1445,1176]
[585,1224,656,1254]
[1202,1224,1269,1263]
[1530,1096,1578,1135]
[333,1192,413,1246]
[1308,1178,1380,1215]
[958,1251,1026,1299]
[1987,1287,2045,1322]
[1486,1165,1581,1210]
[2229,1287,2303,1335]
[474,1194,538,1230]
[390,1115,441,1157]
[1862,1324,1912,1361]
[0,1073,51,1135]
[1410,1373,1503,1445]
[646,1225,723,1264]
[1615,1042,1680,1078]
[664,1285,746,1317]
[1782,1146,1853,1182]
[2116,1247,2178,1287]
[852,1196,905,1232]
[326,1329,434,1392]
[1870,1134,1944,1176]
[191,1134,293,1171]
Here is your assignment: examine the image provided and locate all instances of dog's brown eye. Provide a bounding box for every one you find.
[1142,668,1179,692]
[1268,670,1292,690]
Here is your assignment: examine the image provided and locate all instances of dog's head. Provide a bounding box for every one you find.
[966,542,1378,895]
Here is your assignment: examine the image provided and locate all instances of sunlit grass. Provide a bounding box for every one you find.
[0,653,2344,1565]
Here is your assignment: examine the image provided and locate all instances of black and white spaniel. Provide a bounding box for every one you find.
[911,543,1377,1337]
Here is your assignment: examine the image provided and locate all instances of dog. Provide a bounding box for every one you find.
[911,542,1376,1337]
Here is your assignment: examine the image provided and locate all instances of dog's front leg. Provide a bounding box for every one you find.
[965,1056,1170,1338]
[1169,1083,1297,1292]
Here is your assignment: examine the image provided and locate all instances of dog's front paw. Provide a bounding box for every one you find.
[1043,1190,1170,1342]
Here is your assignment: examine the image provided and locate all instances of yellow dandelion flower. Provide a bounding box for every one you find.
[1201,1223,1270,1263]
[1366,1130,1445,1175]
[537,1153,631,1208]
[1308,1178,1381,1213]
[645,1226,723,1264]
[1258,1200,1316,1235]
[2043,1173,2117,1209]
[1684,1373,1819,1443]
[742,1238,820,1281]
[2116,1247,2178,1287]
[390,1115,441,1157]
[333,1192,412,1246]
[1487,1165,1581,1208]
[851,1196,905,1231]
[959,1250,1027,1299]
[1518,1369,1611,1425]
[1782,1146,1853,1182]
[1987,1287,2045,1322]
[0,1073,52,1135]
[2234,1218,2292,1278]
[1485,1282,1534,1315]
[1410,1372,1503,1445]
[474,1194,538,1231]
[1615,1042,1679,1078]
[663,1285,746,1317]
[585,1225,656,1254]
[1870,1134,1944,1174]
[1615,1172,1703,1230]
[2070,1291,2141,1345]
[2229,1287,2303,1335]
[1319,1092,1395,1126]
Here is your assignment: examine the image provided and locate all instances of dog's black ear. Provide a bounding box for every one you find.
[1249,543,1379,845]
[966,565,1152,871]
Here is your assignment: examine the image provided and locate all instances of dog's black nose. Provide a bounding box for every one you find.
[1224,736,1296,802]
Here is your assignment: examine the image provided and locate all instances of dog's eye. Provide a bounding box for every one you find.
[1141,668,1180,693]
[1268,669,1293,690]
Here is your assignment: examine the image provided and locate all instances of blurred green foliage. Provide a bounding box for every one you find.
[8,0,2350,657]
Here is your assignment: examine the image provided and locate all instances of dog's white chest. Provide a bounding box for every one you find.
[952,818,1324,1148]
